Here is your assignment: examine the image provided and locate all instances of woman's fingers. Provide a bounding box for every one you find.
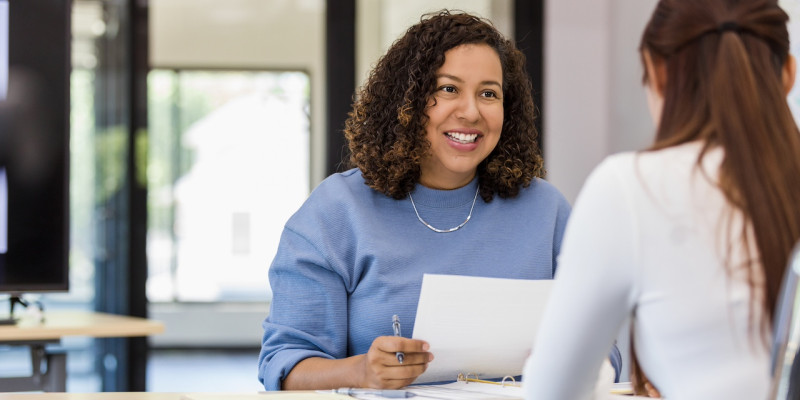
[373,336,432,365]
[375,335,430,354]
[363,336,434,388]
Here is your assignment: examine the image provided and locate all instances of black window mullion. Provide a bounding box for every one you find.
[325,0,356,177]
[514,0,545,156]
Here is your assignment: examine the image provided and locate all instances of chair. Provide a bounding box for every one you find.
[769,241,800,400]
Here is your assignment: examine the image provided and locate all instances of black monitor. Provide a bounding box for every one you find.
[0,0,70,313]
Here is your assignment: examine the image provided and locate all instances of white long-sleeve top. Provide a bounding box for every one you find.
[523,141,770,400]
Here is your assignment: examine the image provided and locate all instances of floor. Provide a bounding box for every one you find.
[0,345,263,393]
[146,349,264,392]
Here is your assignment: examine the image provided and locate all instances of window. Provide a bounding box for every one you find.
[147,70,310,303]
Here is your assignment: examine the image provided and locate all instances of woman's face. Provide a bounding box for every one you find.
[419,43,504,190]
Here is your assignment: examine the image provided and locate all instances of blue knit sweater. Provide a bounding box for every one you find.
[258,168,573,390]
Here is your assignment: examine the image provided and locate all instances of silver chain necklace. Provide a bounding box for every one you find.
[408,187,480,233]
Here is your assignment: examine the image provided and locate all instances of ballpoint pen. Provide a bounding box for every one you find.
[392,314,404,364]
[320,388,416,398]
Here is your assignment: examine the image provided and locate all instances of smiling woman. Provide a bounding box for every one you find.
[258,9,618,392]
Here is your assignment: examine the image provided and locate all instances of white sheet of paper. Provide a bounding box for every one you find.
[411,274,553,384]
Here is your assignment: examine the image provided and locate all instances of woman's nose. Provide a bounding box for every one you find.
[455,96,480,122]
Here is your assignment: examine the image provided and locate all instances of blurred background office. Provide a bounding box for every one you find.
[3,0,800,394]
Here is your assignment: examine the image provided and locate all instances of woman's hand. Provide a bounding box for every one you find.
[281,337,433,390]
[360,336,433,389]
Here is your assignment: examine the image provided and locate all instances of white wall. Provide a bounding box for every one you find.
[545,0,657,204]
[782,0,800,120]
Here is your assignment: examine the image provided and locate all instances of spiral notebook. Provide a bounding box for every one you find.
[411,274,554,384]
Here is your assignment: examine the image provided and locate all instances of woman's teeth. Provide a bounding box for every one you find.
[445,131,478,144]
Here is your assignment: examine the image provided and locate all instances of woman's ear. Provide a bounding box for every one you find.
[783,54,796,96]
[643,49,666,97]
[642,49,666,126]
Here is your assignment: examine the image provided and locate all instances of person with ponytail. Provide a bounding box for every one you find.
[522,0,800,399]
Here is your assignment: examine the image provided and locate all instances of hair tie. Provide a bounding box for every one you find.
[717,21,741,33]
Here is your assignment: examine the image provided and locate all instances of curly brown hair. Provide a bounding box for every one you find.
[344,9,544,201]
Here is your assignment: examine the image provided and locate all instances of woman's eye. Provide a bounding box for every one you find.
[439,86,457,93]
[481,90,498,98]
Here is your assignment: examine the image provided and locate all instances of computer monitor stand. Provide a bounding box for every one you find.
[0,294,37,325]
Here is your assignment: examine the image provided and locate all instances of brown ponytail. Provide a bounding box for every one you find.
[632,0,800,391]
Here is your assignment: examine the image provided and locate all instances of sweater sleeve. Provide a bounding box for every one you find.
[522,157,638,399]
[551,187,572,274]
[258,226,349,390]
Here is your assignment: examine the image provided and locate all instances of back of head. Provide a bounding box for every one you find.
[345,10,542,201]
[640,0,800,346]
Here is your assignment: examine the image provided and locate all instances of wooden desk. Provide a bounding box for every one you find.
[0,393,348,400]
[0,311,164,392]
[0,392,648,399]
[0,311,164,341]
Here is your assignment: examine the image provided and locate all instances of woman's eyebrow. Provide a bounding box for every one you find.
[437,73,502,88]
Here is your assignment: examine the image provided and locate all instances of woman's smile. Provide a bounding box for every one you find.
[444,129,482,146]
